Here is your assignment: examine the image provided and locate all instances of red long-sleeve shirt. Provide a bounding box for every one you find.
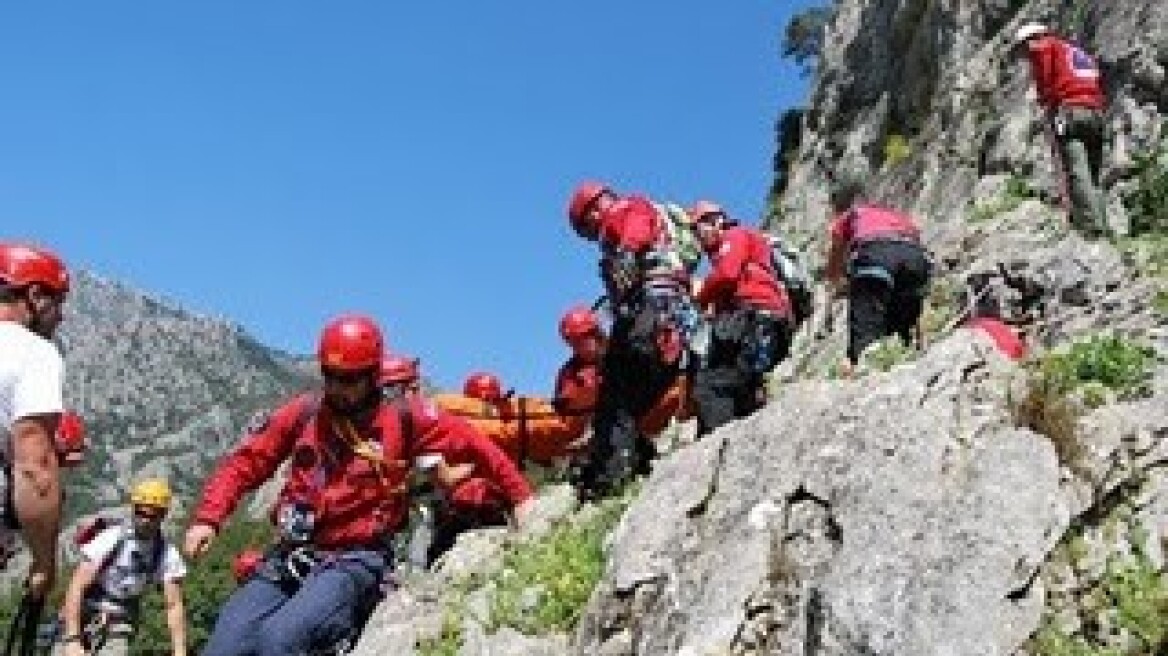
[193,393,531,549]
[697,226,789,316]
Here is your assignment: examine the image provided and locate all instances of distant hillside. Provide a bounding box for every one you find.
[57,271,317,518]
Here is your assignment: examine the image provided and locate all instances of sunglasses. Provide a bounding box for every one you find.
[133,506,166,521]
[322,369,371,385]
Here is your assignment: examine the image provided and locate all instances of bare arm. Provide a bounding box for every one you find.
[60,560,99,639]
[162,579,188,656]
[11,413,61,596]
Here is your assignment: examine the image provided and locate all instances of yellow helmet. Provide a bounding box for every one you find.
[130,479,172,510]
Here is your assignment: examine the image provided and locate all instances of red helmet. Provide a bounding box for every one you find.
[56,410,86,453]
[688,200,726,224]
[559,305,600,342]
[0,243,69,295]
[463,372,504,403]
[55,410,86,467]
[567,181,611,238]
[317,314,384,371]
[232,549,264,584]
[379,354,420,386]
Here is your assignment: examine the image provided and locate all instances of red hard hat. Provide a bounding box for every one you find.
[567,181,611,237]
[56,410,86,456]
[380,354,420,386]
[559,305,600,342]
[688,200,726,224]
[232,549,264,584]
[0,243,69,294]
[463,372,504,403]
[317,314,384,371]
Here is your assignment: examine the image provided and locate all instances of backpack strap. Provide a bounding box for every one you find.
[516,397,529,469]
[394,398,414,455]
[94,527,127,578]
[94,527,165,580]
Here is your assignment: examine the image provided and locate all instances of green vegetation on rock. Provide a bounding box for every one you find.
[1010,334,1156,475]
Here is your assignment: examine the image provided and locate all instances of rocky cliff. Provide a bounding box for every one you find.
[340,1,1168,654]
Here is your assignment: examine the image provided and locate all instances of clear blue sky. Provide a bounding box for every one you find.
[0,1,819,395]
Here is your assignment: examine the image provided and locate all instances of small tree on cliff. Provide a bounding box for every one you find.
[782,6,832,77]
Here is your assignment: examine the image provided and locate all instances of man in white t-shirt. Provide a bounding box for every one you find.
[57,479,188,656]
[0,242,71,601]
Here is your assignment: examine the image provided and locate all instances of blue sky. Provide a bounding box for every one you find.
[0,1,819,395]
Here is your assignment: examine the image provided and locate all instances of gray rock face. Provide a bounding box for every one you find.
[577,337,1082,655]
[772,0,1167,237]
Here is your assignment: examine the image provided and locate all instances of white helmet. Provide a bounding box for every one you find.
[1014,22,1049,44]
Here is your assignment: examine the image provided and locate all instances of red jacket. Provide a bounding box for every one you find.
[193,393,531,550]
[1026,35,1105,111]
[828,204,921,251]
[965,317,1027,361]
[553,357,693,437]
[697,226,790,316]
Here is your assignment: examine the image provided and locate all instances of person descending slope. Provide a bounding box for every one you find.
[185,315,532,656]
[566,181,702,499]
[1014,22,1109,237]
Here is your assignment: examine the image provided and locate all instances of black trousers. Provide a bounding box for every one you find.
[580,299,679,497]
[846,240,931,364]
[692,308,791,437]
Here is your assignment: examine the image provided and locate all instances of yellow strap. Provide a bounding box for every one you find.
[331,417,407,495]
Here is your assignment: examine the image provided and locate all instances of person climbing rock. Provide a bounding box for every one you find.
[0,242,72,603]
[54,479,188,656]
[958,273,1027,361]
[823,171,932,376]
[1015,22,1109,237]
